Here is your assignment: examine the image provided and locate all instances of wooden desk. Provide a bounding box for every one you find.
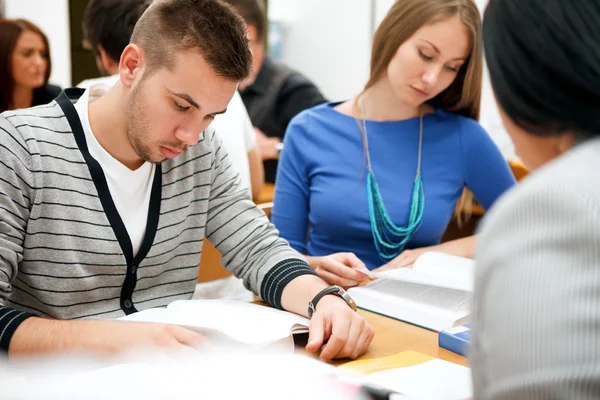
[296,309,467,367]
[256,183,275,204]
[346,310,466,366]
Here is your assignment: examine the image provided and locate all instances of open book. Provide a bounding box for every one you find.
[348,252,475,331]
[119,300,310,353]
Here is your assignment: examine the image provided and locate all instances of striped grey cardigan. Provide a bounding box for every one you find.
[471,138,600,399]
[0,89,315,351]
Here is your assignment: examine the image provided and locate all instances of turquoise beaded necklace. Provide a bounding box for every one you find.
[358,98,425,262]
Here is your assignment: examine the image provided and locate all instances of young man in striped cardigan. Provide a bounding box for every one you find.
[0,0,373,360]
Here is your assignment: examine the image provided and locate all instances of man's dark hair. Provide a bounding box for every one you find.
[131,0,252,81]
[484,0,600,140]
[220,0,266,41]
[83,0,153,63]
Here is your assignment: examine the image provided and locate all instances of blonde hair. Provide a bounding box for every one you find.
[358,0,483,223]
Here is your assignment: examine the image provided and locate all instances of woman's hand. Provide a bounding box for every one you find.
[372,247,431,272]
[372,236,476,272]
[305,253,370,288]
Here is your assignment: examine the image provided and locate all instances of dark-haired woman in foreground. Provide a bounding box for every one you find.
[470,0,600,398]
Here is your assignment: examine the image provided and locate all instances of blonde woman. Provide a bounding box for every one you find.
[271,0,515,287]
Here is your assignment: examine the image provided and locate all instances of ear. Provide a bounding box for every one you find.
[97,46,118,75]
[118,44,145,89]
[246,25,261,47]
[556,132,577,154]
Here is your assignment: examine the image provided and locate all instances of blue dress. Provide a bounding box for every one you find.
[271,102,516,270]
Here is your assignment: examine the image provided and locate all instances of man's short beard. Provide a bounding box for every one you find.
[125,78,157,163]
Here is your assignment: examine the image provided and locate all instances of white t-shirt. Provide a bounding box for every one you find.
[210,91,255,194]
[74,85,155,256]
[78,75,256,194]
[78,75,119,90]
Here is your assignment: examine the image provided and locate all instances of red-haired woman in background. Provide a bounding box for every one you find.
[0,18,61,113]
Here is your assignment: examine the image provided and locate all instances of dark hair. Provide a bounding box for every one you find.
[83,0,153,63]
[484,0,600,139]
[0,18,51,113]
[131,0,252,81]
[221,0,266,41]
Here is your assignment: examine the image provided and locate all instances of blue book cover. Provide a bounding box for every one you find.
[438,324,470,357]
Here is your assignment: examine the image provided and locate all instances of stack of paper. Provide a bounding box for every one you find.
[340,350,472,400]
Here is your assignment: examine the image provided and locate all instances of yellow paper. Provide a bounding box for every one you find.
[339,350,433,375]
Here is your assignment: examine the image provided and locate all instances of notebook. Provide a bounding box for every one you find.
[438,325,470,357]
[340,350,472,400]
[119,299,310,353]
[348,252,475,331]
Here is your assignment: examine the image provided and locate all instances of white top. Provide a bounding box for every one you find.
[78,75,256,193]
[210,91,255,193]
[74,85,155,256]
[78,75,119,90]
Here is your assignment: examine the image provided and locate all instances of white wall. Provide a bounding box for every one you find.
[268,0,372,102]
[5,0,72,89]
[269,0,515,158]
[475,0,514,157]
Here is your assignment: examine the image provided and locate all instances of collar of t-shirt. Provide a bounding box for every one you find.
[73,85,155,256]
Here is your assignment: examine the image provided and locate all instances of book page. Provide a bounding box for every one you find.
[349,278,471,331]
[372,252,474,292]
[413,252,475,288]
[366,279,470,313]
[121,300,309,345]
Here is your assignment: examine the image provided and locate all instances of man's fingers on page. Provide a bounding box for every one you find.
[338,318,363,359]
[319,315,349,361]
[306,315,325,353]
[351,321,374,359]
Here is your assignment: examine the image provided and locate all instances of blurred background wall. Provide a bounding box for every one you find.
[2,0,513,157]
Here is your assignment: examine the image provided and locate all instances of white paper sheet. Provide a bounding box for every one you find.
[367,359,472,400]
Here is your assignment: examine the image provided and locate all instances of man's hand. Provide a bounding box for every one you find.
[306,253,370,288]
[9,317,206,357]
[305,295,374,361]
[280,274,374,361]
[254,127,281,160]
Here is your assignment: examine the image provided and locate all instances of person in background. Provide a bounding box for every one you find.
[470,0,600,398]
[0,18,61,113]
[271,0,516,287]
[222,0,327,184]
[78,0,152,87]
